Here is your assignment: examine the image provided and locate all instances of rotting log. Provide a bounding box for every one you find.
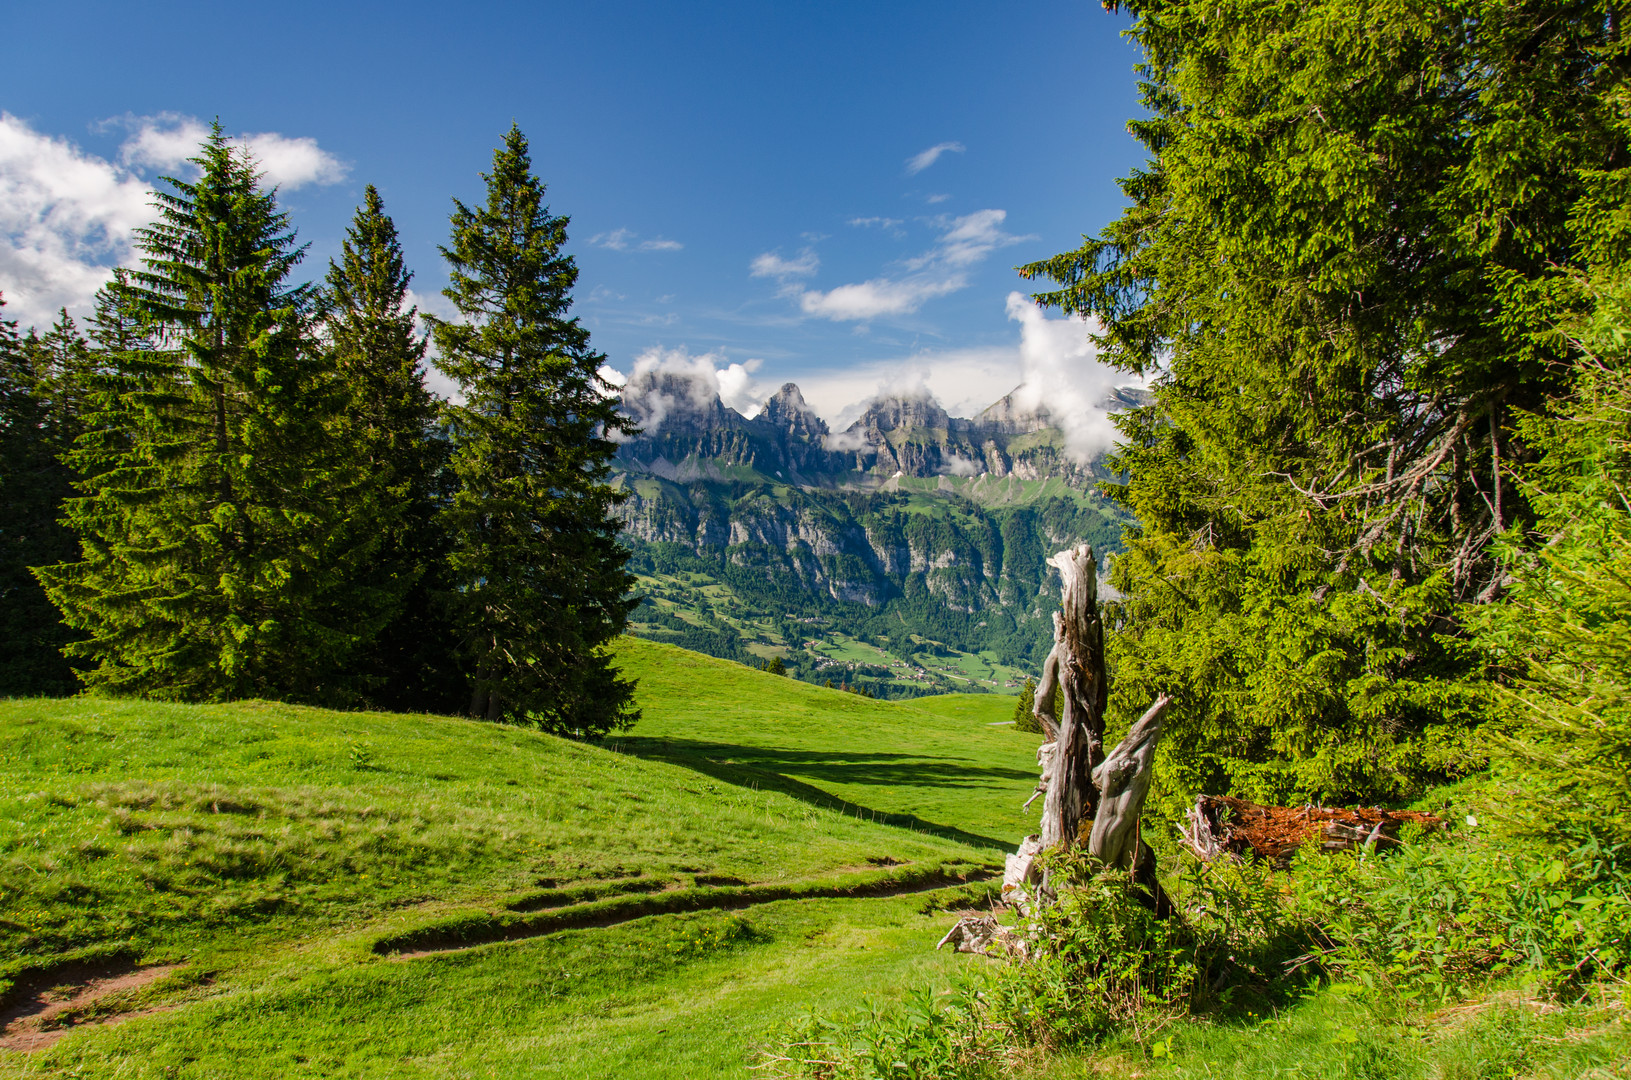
[1178,794,1445,868]
[1038,545,1107,849]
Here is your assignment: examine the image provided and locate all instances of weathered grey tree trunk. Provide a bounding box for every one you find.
[1088,693,1172,869]
[1038,545,1108,848]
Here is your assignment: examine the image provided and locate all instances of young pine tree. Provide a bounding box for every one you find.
[39,127,390,703]
[324,185,460,710]
[428,125,638,737]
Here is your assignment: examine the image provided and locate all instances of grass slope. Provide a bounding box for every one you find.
[0,639,1028,1077]
[610,640,1043,849]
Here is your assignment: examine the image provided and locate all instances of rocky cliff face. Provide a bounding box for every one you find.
[614,372,1141,487]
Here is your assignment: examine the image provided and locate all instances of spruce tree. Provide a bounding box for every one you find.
[0,301,83,693]
[39,127,388,702]
[324,185,459,710]
[428,125,638,736]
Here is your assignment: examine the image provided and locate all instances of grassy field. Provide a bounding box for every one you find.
[609,639,1039,849]
[0,639,1037,1077]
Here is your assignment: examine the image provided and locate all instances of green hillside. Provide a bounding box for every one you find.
[0,639,1027,1077]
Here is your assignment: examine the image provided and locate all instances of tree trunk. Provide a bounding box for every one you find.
[1087,693,1172,868]
[1039,545,1108,847]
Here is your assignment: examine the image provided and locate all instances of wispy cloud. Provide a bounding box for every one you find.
[750,249,819,280]
[906,141,965,175]
[797,276,964,321]
[848,216,906,238]
[779,209,1031,324]
[589,227,682,252]
[907,209,1028,270]
[590,228,636,251]
[0,112,344,329]
[925,193,952,204]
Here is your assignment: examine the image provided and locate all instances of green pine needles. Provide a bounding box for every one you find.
[22,123,641,735]
[427,125,639,736]
[39,125,387,703]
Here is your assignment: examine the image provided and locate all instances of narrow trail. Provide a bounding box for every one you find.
[379,865,1001,958]
[0,963,182,1053]
[1,866,999,1052]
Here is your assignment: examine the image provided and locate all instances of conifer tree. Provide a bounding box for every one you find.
[324,185,458,710]
[0,300,84,693]
[428,125,638,736]
[39,127,388,702]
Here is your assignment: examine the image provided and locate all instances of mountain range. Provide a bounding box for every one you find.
[609,370,1145,698]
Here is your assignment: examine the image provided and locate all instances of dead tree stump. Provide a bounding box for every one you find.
[1038,545,1107,848]
[1017,545,1174,915]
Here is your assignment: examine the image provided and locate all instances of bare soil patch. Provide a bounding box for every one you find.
[0,961,181,1052]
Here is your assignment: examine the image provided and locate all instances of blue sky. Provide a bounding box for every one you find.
[2,0,1147,427]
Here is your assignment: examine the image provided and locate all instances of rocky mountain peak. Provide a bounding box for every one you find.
[850,393,952,436]
[758,383,828,440]
[975,387,1056,435]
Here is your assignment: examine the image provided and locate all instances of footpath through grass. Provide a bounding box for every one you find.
[0,638,1033,1077]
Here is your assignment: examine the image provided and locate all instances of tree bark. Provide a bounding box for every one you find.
[1038,545,1108,847]
[1088,693,1172,868]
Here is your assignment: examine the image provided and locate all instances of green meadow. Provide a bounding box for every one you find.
[0,638,1034,1077]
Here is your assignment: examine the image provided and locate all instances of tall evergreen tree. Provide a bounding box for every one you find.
[324,185,459,710]
[39,126,388,703]
[427,125,638,736]
[0,301,84,693]
[1019,0,1630,805]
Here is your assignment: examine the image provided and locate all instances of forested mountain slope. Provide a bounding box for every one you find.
[609,372,1141,695]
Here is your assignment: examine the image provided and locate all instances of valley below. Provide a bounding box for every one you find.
[611,376,1139,696]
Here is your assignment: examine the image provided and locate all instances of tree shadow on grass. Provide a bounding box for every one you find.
[608,736,1027,851]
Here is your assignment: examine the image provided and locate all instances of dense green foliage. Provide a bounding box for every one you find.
[37,128,386,703]
[1019,0,1631,806]
[0,303,88,695]
[4,125,633,736]
[321,185,458,711]
[1481,269,1631,846]
[623,488,1122,697]
[429,126,637,736]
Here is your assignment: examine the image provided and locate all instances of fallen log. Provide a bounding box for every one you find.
[1178,794,1444,868]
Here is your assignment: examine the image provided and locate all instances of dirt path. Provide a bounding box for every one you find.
[0,963,181,1052]
[0,868,996,1052]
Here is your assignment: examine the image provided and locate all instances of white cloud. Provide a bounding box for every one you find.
[779,209,1029,324]
[906,141,965,175]
[795,345,1019,428]
[1003,291,1131,463]
[779,294,1138,464]
[0,112,150,328]
[603,346,766,437]
[0,112,344,329]
[797,275,965,321]
[116,112,208,172]
[925,193,952,204]
[590,228,636,251]
[922,209,1025,268]
[114,113,347,189]
[590,228,682,253]
[848,216,905,237]
[750,249,819,279]
[239,131,348,189]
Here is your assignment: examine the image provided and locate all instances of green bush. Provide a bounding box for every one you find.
[1291,825,1630,1001]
